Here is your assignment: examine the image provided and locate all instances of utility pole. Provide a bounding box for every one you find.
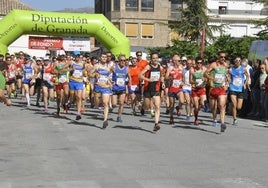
[200,25,206,58]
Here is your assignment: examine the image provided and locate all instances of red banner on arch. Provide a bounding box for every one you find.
[28,36,63,50]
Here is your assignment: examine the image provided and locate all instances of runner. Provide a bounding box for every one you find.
[228,55,249,125]
[165,54,185,124]
[111,54,131,122]
[15,51,25,97]
[4,55,17,99]
[52,55,70,117]
[190,57,207,125]
[41,57,55,113]
[128,57,142,115]
[205,51,229,132]
[182,57,193,121]
[139,52,165,132]
[64,54,86,120]
[22,56,39,107]
[0,59,11,106]
[90,53,114,129]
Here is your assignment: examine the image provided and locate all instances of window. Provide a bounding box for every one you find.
[113,0,120,11]
[218,2,228,14]
[141,23,154,39]
[141,0,154,12]
[219,6,227,14]
[171,0,182,18]
[125,23,138,37]
[126,0,138,11]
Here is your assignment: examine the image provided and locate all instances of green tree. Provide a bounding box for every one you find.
[146,40,199,59]
[169,0,223,43]
[252,0,268,39]
[204,35,256,60]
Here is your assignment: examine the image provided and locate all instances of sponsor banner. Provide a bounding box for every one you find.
[28,36,90,51]
[62,38,90,51]
[28,36,63,50]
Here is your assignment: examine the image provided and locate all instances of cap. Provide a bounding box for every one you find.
[24,55,31,60]
[181,56,187,61]
[44,56,50,61]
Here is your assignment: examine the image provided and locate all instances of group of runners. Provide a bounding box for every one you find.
[1,50,266,133]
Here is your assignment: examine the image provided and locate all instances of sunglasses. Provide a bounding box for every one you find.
[196,61,202,64]
[137,54,142,56]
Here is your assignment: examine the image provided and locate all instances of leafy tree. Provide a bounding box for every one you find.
[169,0,223,43]
[146,40,199,59]
[251,0,268,39]
[204,35,256,60]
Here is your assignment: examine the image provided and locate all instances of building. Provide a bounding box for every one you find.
[95,0,183,55]
[95,0,267,55]
[207,0,267,38]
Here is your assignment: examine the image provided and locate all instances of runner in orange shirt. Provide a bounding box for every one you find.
[128,57,142,115]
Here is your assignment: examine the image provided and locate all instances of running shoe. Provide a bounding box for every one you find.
[140,108,145,116]
[232,119,238,126]
[194,119,199,126]
[186,115,190,122]
[176,106,181,116]
[221,123,227,132]
[212,120,217,127]
[102,120,108,129]
[132,111,137,116]
[55,108,60,118]
[153,123,160,132]
[117,116,123,123]
[169,116,174,124]
[76,115,81,120]
[151,110,155,118]
[165,109,170,114]
[80,108,85,113]
[44,108,48,113]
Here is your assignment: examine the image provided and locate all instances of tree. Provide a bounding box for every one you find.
[252,0,268,39]
[204,35,256,60]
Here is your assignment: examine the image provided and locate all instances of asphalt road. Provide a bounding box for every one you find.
[0,96,267,188]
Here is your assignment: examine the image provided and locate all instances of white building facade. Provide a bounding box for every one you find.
[207,0,267,38]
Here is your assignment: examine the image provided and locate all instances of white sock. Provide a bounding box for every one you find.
[26,93,30,105]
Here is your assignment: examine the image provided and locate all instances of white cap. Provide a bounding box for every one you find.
[44,56,50,61]
[181,56,187,61]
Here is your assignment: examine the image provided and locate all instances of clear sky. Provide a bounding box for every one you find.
[20,0,94,11]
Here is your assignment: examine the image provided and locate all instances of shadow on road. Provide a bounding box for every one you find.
[172,125,220,135]
[68,120,102,129]
[113,125,155,134]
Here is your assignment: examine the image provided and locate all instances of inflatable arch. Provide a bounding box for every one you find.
[0,9,130,57]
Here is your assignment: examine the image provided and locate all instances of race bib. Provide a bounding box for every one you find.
[59,75,67,83]
[73,70,82,78]
[116,78,125,86]
[183,85,192,91]
[214,73,225,84]
[43,73,51,81]
[172,79,181,88]
[233,77,242,87]
[195,78,203,86]
[150,71,160,81]
[98,75,108,84]
[130,85,138,91]
[25,72,32,79]
[9,71,15,78]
